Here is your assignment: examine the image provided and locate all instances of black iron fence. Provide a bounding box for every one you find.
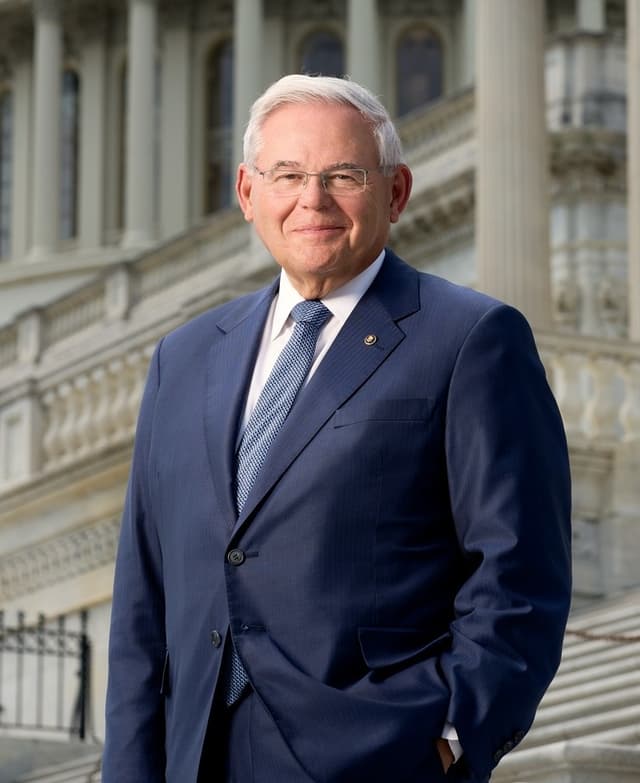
[0,610,91,739]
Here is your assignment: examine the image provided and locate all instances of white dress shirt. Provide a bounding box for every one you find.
[238,249,462,764]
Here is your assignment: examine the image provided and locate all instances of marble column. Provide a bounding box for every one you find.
[8,29,32,262]
[232,0,263,172]
[475,0,552,329]
[347,0,381,96]
[160,5,190,239]
[122,0,157,248]
[628,0,640,340]
[461,0,476,88]
[577,0,605,32]
[31,0,62,258]
[79,16,107,249]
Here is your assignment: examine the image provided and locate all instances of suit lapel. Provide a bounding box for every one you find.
[233,252,420,534]
[204,282,277,528]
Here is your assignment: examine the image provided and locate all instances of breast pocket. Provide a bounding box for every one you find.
[333,398,433,428]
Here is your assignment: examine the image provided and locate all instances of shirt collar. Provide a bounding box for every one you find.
[271,249,386,341]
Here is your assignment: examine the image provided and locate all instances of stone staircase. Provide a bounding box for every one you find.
[494,587,640,781]
[7,590,640,783]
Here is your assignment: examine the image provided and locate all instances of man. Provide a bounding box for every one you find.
[103,75,571,783]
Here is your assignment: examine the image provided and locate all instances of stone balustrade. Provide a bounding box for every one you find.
[40,345,154,472]
[1,319,639,493]
[538,332,640,444]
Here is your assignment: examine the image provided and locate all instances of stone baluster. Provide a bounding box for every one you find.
[56,382,76,464]
[620,360,640,440]
[584,356,621,439]
[109,357,129,441]
[550,351,586,438]
[72,374,92,456]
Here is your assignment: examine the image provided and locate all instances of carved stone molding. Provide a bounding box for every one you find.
[0,514,120,602]
[550,129,627,197]
[393,170,474,247]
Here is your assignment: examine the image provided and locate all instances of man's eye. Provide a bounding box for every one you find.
[328,172,358,183]
[275,171,305,183]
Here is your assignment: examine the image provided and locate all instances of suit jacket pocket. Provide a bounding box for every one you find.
[333,398,433,428]
[358,627,451,670]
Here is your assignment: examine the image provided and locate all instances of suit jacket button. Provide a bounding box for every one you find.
[227,548,246,566]
[210,630,222,648]
[503,740,514,752]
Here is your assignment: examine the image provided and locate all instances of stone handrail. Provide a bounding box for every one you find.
[0,327,636,493]
[398,88,474,167]
[0,208,248,376]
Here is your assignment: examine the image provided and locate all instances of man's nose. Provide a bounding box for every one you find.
[298,174,332,208]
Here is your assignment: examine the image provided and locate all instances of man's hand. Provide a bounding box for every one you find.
[436,738,454,773]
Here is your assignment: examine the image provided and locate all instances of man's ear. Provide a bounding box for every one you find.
[389,164,413,224]
[236,164,254,222]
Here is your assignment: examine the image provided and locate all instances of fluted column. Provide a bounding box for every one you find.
[79,14,107,249]
[577,0,605,32]
[347,0,381,96]
[160,5,190,238]
[232,0,263,171]
[31,0,62,258]
[122,0,157,248]
[628,0,640,340]
[475,0,551,329]
[461,0,476,87]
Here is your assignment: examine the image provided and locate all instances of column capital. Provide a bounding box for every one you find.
[33,0,62,22]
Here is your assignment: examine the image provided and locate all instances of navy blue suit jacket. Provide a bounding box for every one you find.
[103,250,571,782]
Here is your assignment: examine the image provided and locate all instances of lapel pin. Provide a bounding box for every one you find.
[363,334,377,346]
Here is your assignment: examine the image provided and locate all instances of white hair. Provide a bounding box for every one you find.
[242,74,404,169]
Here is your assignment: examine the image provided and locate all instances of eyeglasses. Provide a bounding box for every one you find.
[254,166,388,196]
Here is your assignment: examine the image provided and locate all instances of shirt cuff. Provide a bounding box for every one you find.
[441,721,464,763]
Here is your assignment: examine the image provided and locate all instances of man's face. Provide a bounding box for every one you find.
[236,101,412,298]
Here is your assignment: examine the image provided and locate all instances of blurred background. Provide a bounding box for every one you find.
[0,0,638,780]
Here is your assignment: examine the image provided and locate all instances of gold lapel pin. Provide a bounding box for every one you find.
[363,334,377,346]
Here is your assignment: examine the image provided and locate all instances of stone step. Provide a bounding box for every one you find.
[523,702,640,749]
[16,752,102,783]
[542,654,640,703]
[533,682,640,728]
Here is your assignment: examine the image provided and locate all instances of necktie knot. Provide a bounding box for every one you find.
[291,300,331,330]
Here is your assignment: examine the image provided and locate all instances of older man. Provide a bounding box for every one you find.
[103,75,571,783]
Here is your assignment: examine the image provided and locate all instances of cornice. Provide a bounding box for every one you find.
[0,514,120,601]
[550,128,627,197]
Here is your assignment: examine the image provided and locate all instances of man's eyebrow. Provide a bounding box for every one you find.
[269,161,364,170]
[271,160,301,169]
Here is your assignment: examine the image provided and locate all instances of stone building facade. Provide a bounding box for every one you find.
[0,0,638,780]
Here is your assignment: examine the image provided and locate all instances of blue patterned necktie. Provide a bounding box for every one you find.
[224,299,331,705]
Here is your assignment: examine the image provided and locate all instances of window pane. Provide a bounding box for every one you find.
[60,70,80,240]
[396,28,443,116]
[205,40,234,214]
[0,91,12,259]
[300,31,344,78]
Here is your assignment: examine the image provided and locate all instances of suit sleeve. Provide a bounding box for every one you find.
[440,304,572,780]
[102,340,166,783]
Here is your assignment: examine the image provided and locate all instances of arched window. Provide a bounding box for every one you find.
[60,69,80,240]
[205,39,233,214]
[0,90,12,259]
[396,27,443,116]
[300,30,344,77]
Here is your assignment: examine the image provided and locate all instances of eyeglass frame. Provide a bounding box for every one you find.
[251,164,397,196]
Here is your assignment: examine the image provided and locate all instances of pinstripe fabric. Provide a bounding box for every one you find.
[223,299,331,706]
